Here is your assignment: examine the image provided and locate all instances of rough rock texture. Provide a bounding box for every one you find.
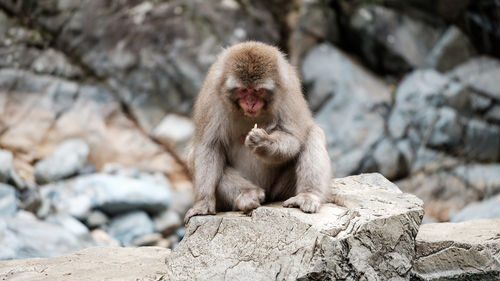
[40,173,171,218]
[303,43,392,177]
[412,219,500,280]
[0,211,96,260]
[0,246,171,280]
[166,173,423,280]
[0,174,424,280]
[34,138,90,184]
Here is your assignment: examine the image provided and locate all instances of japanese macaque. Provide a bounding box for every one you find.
[184,41,331,223]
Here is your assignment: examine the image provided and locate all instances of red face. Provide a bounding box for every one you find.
[236,87,267,117]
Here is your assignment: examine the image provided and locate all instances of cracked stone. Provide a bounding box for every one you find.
[166,173,423,280]
[413,219,500,280]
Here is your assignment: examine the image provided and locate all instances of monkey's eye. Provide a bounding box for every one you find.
[257,88,267,96]
[237,87,250,95]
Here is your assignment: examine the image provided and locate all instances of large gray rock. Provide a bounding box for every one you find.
[424,26,475,72]
[0,183,16,216]
[451,194,500,222]
[40,173,171,218]
[166,173,424,280]
[447,56,500,100]
[412,219,500,280]
[0,211,96,260]
[349,5,443,73]
[0,149,13,183]
[303,44,392,177]
[0,246,171,280]
[34,138,90,184]
[107,211,154,246]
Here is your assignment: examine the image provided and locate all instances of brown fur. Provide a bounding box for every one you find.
[185,41,331,223]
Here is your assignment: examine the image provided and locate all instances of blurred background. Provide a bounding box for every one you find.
[0,0,499,260]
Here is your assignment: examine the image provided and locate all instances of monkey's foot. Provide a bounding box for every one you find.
[235,188,265,213]
[283,193,321,213]
[184,199,216,224]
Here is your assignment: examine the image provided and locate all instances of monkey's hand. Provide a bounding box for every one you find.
[283,193,321,213]
[184,199,216,224]
[245,128,272,151]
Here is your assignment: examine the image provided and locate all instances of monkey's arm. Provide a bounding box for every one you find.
[245,128,301,164]
[184,141,225,223]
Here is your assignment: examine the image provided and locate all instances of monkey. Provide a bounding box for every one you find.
[184,41,331,223]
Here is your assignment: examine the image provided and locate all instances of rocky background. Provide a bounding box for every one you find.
[0,0,499,261]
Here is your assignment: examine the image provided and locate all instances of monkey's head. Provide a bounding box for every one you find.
[220,42,280,118]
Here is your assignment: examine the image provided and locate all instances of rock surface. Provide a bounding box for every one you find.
[167,173,423,280]
[0,174,424,280]
[0,246,171,280]
[34,138,90,184]
[0,212,96,260]
[40,173,171,218]
[412,219,500,280]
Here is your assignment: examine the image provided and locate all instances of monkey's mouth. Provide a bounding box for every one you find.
[245,110,259,117]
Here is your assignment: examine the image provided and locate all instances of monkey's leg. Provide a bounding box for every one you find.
[283,125,331,213]
[217,167,265,213]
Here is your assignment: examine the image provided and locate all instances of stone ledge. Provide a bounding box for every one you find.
[412,219,500,281]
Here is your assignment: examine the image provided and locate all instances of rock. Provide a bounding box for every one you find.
[373,138,407,180]
[0,246,171,280]
[453,164,500,198]
[0,213,95,260]
[108,211,154,246]
[40,173,171,218]
[85,210,109,229]
[132,233,163,247]
[451,194,500,222]
[0,183,17,216]
[424,26,475,72]
[154,209,182,236]
[413,219,500,280]
[0,69,190,189]
[152,114,194,157]
[288,0,339,66]
[349,5,443,73]
[176,227,186,240]
[304,44,392,177]
[34,138,90,184]
[46,213,90,237]
[166,173,424,280]
[396,171,475,222]
[447,56,500,100]
[90,229,120,247]
[486,105,500,123]
[31,48,84,78]
[427,107,463,147]
[0,149,13,182]
[463,119,500,162]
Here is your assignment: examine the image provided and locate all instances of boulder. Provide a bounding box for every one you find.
[152,114,194,158]
[0,211,96,260]
[451,194,500,222]
[0,149,13,182]
[34,138,90,184]
[40,173,171,218]
[0,183,17,216]
[0,246,171,280]
[412,219,500,280]
[107,211,155,246]
[303,44,392,177]
[166,173,423,280]
[348,5,443,73]
[424,26,475,72]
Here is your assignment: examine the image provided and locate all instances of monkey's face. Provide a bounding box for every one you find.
[236,86,267,117]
